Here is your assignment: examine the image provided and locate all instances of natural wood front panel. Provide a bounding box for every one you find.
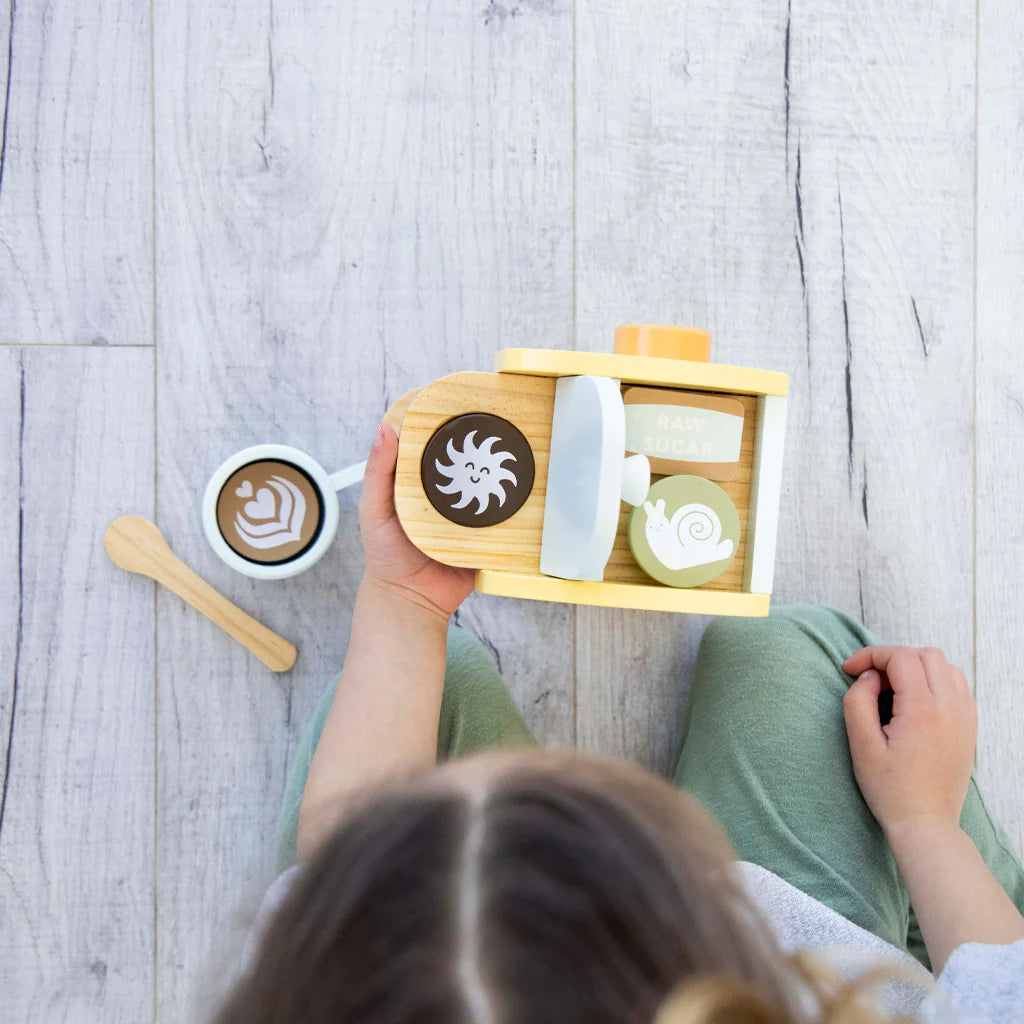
[395,371,556,571]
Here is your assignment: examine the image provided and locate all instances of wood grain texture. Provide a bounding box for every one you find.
[0,350,19,843]
[574,0,791,771]
[395,371,556,571]
[0,348,155,1023]
[6,1,1024,1018]
[574,0,976,775]
[0,1,152,344]
[976,0,1024,853]
[775,0,975,674]
[152,1,573,1016]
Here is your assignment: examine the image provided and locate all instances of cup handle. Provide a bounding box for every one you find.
[327,460,367,491]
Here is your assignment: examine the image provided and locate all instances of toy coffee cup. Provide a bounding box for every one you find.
[202,444,366,580]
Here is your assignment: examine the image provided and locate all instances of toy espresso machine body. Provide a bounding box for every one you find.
[390,325,788,617]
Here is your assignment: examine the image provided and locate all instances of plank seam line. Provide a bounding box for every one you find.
[837,176,853,489]
[971,0,980,751]
[0,342,154,348]
[149,0,159,1015]
[0,355,25,842]
[0,0,15,203]
[571,0,578,749]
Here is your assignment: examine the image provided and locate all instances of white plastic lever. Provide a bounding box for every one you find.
[620,453,651,507]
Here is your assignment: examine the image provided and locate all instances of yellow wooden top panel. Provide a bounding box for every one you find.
[495,348,789,397]
[476,570,770,617]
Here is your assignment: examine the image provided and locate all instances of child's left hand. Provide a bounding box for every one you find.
[358,422,476,616]
[841,644,976,839]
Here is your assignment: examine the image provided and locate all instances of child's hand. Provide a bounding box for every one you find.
[358,422,476,616]
[842,646,977,839]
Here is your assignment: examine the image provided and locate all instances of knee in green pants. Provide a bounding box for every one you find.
[274,626,537,870]
[673,606,910,953]
[437,627,538,761]
[674,605,1024,969]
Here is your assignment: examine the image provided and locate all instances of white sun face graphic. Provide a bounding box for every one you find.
[433,430,518,515]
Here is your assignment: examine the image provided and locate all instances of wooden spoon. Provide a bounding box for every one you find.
[105,516,297,672]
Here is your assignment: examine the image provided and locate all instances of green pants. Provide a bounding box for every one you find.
[275,628,538,871]
[277,605,1024,970]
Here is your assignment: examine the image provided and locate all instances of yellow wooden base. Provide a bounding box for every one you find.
[495,348,789,397]
[476,570,771,616]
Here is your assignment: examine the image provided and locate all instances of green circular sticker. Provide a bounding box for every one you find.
[628,475,740,588]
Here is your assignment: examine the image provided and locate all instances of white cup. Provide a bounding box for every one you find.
[202,444,366,580]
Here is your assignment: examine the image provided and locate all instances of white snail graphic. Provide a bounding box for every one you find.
[234,475,307,549]
[642,498,734,571]
[434,430,518,515]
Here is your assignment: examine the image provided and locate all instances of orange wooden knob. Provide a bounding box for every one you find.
[613,324,712,362]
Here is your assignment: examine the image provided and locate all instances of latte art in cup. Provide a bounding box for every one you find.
[216,460,324,565]
[204,443,353,579]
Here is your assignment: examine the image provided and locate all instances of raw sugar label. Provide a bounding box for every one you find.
[623,388,745,481]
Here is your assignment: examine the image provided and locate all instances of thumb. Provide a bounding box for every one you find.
[843,669,886,760]
[358,422,399,530]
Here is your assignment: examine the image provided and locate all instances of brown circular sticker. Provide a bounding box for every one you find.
[216,459,325,564]
[421,414,535,527]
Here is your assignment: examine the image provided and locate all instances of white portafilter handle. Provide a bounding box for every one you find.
[540,375,627,582]
[620,454,651,507]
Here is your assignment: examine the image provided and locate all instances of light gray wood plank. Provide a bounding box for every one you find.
[976,0,1024,854]
[574,0,975,772]
[573,0,791,772]
[0,350,20,818]
[153,1,572,1016]
[776,2,975,674]
[0,347,155,1023]
[0,0,152,345]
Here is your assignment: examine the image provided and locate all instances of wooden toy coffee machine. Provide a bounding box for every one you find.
[389,325,788,616]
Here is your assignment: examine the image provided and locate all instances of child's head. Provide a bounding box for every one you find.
[216,752,895,1024]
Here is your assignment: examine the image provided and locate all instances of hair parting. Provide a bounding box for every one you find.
[456,787,494,1024]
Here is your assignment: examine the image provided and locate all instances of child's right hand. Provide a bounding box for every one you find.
[841,645,977,839]
[358,421,476,617]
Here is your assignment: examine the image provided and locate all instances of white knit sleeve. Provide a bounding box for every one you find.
[920,938,1024,1024]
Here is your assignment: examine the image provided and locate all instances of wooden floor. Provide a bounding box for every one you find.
[1,1,1022,1019]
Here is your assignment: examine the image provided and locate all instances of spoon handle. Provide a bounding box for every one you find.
[153,551,297,672]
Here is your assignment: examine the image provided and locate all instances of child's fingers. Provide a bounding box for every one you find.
[918,646,956,697]
[842,646,929,700]
[843,646,885,675]
[843,669,887,758]
[358,423,399,529]
[951,665,972,695]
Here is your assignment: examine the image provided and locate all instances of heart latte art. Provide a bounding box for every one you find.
[216,460,324,564]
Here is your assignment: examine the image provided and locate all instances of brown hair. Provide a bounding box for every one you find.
[215,752,910,1024]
